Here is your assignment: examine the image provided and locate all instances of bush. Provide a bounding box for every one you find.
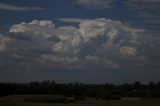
[0,97,20,106]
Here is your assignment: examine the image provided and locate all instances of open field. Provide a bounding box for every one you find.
[20,100,160,106]
[21,101,160,106]
[1,95,160,106]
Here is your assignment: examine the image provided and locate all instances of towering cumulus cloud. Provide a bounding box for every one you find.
[9,18,143,70]
[10,20,55,39]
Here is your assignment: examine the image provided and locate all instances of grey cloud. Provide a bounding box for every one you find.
[0,2,44,11]
[138,31,160,65]
[119,46,138,57]
[85,55,119,69]
[73,0,116,9]
[0,33,11,52]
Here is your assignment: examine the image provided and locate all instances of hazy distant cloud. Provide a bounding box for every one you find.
[73,0,116,9]
[85,55,119,69]
[123,0,160,31]
[125,0,160,3]
[0,33,11,52]
[124,0,160,10]
[119,46,138,57]
[0,2,44,11]
[59,18,86,23]
[9,18,144,70]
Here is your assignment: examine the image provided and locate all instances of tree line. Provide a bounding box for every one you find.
[0,81,160,99]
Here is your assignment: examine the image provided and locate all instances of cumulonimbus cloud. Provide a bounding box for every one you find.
[8,18,145,70]
[0,2,44,11]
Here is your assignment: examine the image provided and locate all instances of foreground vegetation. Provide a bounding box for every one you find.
[1,81,160,105]
[0,81,160,99]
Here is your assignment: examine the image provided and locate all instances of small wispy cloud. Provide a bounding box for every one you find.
[73,0,116,9]
[0,2,44,11]
[59,18,88,23]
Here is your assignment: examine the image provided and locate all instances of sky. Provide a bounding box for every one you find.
[0,0,160,84]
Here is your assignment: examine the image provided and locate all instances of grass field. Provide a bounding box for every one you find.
[1,96,160,106]
[20,100,160,106]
